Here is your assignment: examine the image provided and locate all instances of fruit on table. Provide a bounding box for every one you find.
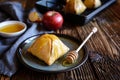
[42,11,64,30]
[63,0,86,14]
[28,11,42,22]
[84,0,101,9]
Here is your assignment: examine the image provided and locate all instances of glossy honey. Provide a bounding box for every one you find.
[0,24,24,33]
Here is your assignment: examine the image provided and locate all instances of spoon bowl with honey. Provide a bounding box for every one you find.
[0,21,27,37]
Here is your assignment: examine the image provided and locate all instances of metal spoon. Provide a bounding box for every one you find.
[65,27,98,64]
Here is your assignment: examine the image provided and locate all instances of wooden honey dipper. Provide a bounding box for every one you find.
[65,27,98,64]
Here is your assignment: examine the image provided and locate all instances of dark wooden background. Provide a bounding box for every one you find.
[0,0,120,80]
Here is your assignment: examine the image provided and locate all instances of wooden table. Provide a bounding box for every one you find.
[0,0,120,80]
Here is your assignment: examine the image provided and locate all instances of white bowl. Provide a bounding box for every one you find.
[0,21,27,37]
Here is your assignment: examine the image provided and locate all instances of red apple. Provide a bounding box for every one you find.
[42,11,63,30]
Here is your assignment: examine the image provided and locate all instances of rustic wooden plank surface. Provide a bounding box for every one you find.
[0,0,120,80]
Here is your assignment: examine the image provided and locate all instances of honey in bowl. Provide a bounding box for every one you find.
[0,24,24,33]
[0,21,27,37]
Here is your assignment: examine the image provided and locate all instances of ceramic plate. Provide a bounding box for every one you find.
[17,33,88,73]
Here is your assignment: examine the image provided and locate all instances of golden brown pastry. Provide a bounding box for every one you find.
[63,0,86,14]
[84,0,101,9]
[28,34,69,65]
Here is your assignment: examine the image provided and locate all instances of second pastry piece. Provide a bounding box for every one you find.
[63,0,86,14]
[84,0,101,9]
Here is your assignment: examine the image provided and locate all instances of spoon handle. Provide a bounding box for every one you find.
[76,27,98,53]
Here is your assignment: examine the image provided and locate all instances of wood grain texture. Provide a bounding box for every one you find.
[0,0,120,80]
